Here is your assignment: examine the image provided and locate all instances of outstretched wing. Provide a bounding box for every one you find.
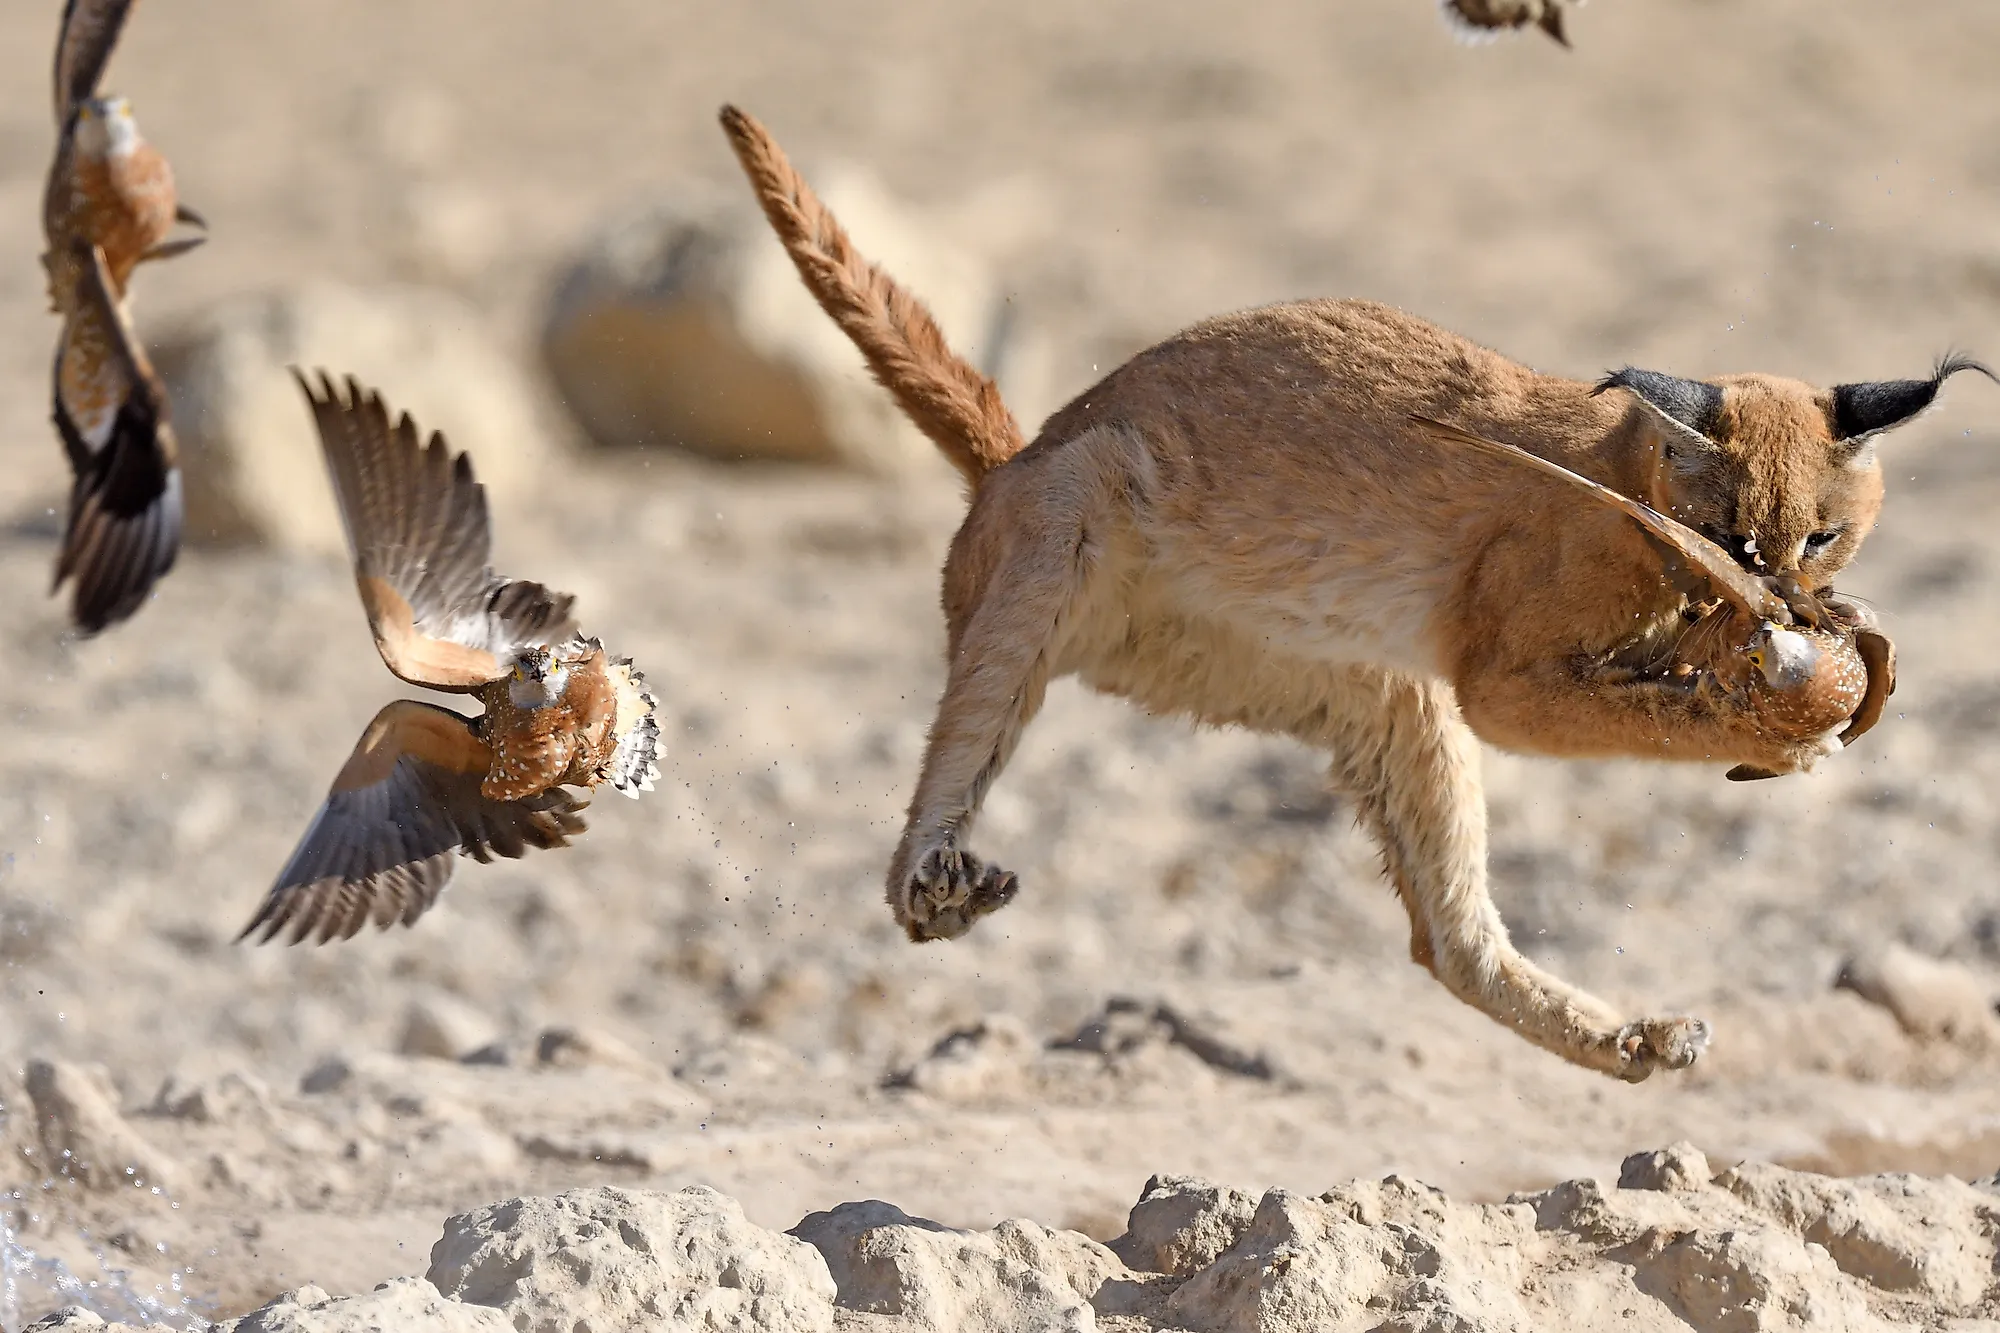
[240,700,589,946]
[1410,415,1790,623]
[53,0,137,125]
[599,651,661,797]
[51,240,180,633]
[296,371,576,691]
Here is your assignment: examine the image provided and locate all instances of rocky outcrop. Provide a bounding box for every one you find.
[1835,943,2000,1049]
[426,1184,837,1332]
[21,1059,178,1195]
[224,1280,511,1332]
[20,1154,2000,1331]
[791,1199,1117,1331]
[1111,1174,1261,1278]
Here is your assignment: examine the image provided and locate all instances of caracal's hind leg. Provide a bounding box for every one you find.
[888,456,1108,942]
[1319,668,1710,1082]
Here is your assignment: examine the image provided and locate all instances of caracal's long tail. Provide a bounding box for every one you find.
[718,104,1026,487]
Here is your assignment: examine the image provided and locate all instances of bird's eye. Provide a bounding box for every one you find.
[1805,529,1842,553]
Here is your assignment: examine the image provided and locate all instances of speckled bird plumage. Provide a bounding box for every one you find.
[42,2,205,312]
[50,239,181,633]
[238,374,661,946]
[40,0,202,634]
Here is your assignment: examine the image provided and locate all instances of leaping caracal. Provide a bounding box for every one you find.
[720,105,1991,1082]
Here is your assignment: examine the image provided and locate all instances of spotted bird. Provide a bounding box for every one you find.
[42,0,206,312]
[41,0,203,632]
[239,374,661,945]
[51,238,181,633]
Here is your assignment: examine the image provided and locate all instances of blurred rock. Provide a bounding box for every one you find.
[385,181,507,287]
[298,1055,354,1095]
[222,1279,508,1332]
[1619,1140,1713,1193]
[533,1024,656,1074]
[790,1199,1107,1331]
[541,174,1053,475]
[1057,996,1277,1080]
[1110,1174,1259,1277]
[428,1184,837,1332]
[155,285,559,552]
[399,991,504,1062]
[886,1014,1040,1102]
[1834,944,2000,1047]
[149,1069,278,1125]
[24,1311,130,1331]
[23,1058,179,1194]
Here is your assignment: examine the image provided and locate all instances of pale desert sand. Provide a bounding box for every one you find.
[4,0,2000,1326]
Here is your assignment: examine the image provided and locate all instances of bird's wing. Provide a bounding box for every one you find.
[51,241,179,633]
[1410,415,1789,622]
[296,371,577,691]
[52,0,137,124]
[239,700,589,946]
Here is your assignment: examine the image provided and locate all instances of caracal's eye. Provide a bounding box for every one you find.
[1804,529,1841,553]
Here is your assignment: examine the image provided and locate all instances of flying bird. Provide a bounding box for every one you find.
[239,374,661,946]
[39,0,201,632]
[51,238,181,634]
[1439,0,1571,46]
[42,0,206,313]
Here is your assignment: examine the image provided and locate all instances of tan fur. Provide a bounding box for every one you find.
[728,113,1953,1083]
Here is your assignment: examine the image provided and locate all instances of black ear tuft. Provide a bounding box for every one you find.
[1831,353,2000,442]
[1592,367,1723,441]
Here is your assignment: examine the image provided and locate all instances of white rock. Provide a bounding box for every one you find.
[220,1278,509,1332]
[1618,1140,1714,1193]
[541,173,1053,475]
[1717,1162,1996,1309]
[398,991,504,1062]
[155,285,560,553]
[533,1024,656,1074]
[23,1059,178,1194]
[790,1199,1105,1332]
[23,1310,125,1331]
[1834,944,2000,1048]
[1111,1174,1260,1277]
[427,1184,836,1333]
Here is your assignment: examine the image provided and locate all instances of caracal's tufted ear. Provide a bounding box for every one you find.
[1593,367,1723,476]
[1829,353,2000,466]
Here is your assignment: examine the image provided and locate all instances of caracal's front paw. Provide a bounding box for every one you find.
[1609,1015,1711,1083]
[898,842,1018,942]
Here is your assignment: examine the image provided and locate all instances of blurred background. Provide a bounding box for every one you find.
[5,0,2000,1323]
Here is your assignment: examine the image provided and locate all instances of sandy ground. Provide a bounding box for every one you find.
[4,0,2000,1324]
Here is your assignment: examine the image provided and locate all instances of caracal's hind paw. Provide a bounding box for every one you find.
[900,843,1018,942]
[1611,1015,1711,1083]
